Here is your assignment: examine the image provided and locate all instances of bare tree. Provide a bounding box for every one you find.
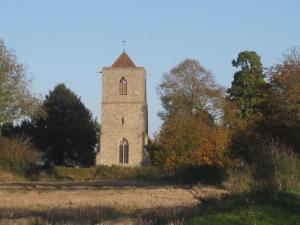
[158,58,224,123]
[0,39,43,125]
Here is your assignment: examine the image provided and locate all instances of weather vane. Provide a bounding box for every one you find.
[122,40,126,53]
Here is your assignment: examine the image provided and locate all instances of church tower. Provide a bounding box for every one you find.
[96,52,148,166]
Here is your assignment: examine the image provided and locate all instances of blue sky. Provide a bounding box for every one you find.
[1,0,299,136]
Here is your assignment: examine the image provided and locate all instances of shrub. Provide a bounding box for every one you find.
[250,140,300,192]
[149,114,231,173]
[224,163,252,193]
[0,136,41,175]
[175,165,228,185]
[36,165,164,181]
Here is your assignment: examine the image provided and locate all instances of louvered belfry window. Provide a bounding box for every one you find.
[119,77,127,95]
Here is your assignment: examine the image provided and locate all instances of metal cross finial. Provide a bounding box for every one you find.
[122,40,126,53]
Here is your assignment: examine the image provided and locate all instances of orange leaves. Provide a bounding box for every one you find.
[152,114,231,172]
[191,126,230,167]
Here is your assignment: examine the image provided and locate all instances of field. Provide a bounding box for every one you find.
[0,180,227,225]
[0,166,300,225]
[1,180,300,225]
[187,188,300,225]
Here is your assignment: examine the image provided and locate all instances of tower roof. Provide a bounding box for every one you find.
[111,52,136,68]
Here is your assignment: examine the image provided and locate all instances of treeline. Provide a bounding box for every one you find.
[0,38,300,191]
[0,39,99,174]
[148,49,300,191]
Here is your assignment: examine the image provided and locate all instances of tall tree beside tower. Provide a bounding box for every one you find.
[152,59,230,171]
[34,84,98,166]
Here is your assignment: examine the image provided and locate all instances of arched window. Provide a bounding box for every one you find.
[119,77,127,95]
[119,138,129,164]
[119,79,123,95]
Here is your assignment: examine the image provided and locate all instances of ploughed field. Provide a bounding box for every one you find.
[0,180,225,225]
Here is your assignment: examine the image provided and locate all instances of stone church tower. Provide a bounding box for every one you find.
[96,52,148,166]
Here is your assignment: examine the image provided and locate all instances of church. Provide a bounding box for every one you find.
[96,52,148,166]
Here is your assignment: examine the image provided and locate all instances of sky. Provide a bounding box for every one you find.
[1,0,299,136]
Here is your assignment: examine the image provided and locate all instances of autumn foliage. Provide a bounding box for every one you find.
[151,50,300,189]
[191,126,230,166]
[150,113,231,172]
[150,59,231,172]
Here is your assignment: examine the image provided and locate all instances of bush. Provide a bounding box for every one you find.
[35,165,164,181]
[174,165,228,185]
[250,140,300,192]
[0,136,41,175]
[149,114,231,173]
[224,163,252,193]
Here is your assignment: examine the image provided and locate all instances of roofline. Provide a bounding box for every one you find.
[111,52,136,68]
[102,66,145,71]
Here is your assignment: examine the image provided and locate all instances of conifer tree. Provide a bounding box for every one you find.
[35,84,97,166]
[227,51,267,118]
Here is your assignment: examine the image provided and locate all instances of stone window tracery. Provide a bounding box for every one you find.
[119,77,127,95]
[119,138,129,164]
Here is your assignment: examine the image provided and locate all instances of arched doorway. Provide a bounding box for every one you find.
[119,138,129,164]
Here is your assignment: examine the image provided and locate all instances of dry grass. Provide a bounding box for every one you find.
[0,170,25,182]
[0,181,226,225]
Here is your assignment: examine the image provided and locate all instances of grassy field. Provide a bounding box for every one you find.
[1,166,300,225]
[0,181,227,225]
[0,181,299,225]
[0,165,165,182]
[186,188,300,225]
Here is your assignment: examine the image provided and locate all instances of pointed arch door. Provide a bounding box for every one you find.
[119,138,129,164]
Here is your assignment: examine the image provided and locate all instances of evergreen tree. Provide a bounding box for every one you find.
[35,84,97,166]
[227,51,267,118]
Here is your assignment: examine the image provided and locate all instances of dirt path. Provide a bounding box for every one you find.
[0,179,179,190]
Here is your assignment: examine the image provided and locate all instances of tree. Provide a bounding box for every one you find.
[0,39,42,126]
[151,114,230,172]
[35,84,97,166]
[152,59,230,171]
[261,48,300,152]
[158,58,223,123]
[227,51,267,118]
